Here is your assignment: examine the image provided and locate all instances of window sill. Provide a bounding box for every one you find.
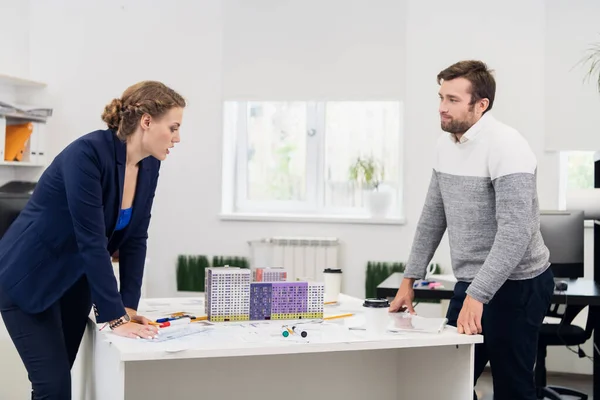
[219,212,406,225]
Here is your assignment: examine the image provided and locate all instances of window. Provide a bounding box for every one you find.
[222,101,403,219]
[558,151,595,209]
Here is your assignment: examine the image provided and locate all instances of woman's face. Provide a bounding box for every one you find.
[142,107,183,161]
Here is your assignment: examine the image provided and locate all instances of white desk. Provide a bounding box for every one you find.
[84,294,482,400]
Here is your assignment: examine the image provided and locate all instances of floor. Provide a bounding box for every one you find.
[475,369,593,399]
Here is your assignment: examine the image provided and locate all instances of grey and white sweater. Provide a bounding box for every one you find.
[404,113,550,304]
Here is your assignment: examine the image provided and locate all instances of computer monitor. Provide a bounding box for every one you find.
[0,195,30,239]
[539,210,585,279]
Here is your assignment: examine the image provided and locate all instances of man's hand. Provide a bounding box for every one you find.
[457,295,483,335]
[389,278,416,314]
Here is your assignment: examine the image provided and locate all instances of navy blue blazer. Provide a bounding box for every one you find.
[0,129,160,323]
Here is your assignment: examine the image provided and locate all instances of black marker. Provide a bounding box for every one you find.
[292,325,308,338]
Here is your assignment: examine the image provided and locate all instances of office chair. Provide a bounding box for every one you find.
[535,302,597,400]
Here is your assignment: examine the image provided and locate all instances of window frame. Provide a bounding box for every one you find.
[558,150,597,210]
[223,100,405,219]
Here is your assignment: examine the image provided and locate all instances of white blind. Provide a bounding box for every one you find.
[544,0,600,151]
[222,0,406,100]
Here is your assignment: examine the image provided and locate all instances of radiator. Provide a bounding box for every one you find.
[248,236,340,282]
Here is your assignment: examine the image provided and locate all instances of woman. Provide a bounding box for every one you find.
[0,80,186,399]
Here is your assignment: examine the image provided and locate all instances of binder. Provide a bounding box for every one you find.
[29,123,46,165]
[5,122,33,162]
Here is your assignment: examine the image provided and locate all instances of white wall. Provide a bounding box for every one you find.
[222,0,406,100]
[0,0,29,78]
[545,0,600,151]
[0,0,593,383]
[0,0,36,187]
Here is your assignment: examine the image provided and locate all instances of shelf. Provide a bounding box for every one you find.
[0,161,44,167]
[0,73,46,89]
[219,212,406,225]
[0,111,48,123]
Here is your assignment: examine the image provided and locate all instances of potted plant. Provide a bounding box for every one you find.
[580,41,600,92]
[348,156,392,217]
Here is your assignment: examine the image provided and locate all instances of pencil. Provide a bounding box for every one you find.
[131,319,161,326]
[324,301,338,305]
[190,316,208,322]
[323,313,354,321]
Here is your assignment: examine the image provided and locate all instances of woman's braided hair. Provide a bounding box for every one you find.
[101,81,186,140]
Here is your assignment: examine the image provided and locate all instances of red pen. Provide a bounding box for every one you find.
[158,317,191,328]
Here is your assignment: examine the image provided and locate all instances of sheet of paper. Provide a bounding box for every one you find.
[387,313,448,334]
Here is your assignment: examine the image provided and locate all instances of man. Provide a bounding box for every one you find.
[389,60,555,400]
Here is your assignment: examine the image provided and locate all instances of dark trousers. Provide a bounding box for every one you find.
[0,276,92,400]
[446,267,555,400]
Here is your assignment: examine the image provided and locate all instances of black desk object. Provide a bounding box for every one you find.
[377,273,600,306]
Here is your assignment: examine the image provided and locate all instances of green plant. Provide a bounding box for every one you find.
[212,256,249,269]
[176,254,250,292]
[348,156,385,191]
[365,261,405,299]
[176,255,208,292]
[580,40,600,93]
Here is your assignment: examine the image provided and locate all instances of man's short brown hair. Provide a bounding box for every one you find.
[437,60,496,113]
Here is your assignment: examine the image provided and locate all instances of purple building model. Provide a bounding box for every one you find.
[249,282,272,320]
[271,282,308,319]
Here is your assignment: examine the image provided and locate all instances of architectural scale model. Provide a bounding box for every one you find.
[205,266,324,322]
[253,267,287,282]
[205,267,251,322]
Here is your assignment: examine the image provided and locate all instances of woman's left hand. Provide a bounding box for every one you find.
[125,307,159,334]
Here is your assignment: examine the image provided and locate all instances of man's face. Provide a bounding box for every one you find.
[438,77,486,135]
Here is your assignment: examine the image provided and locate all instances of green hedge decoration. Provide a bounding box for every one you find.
[176,255,209,292]
[212,256,249,269]
[177,254,250,292]
[365,261,405,299]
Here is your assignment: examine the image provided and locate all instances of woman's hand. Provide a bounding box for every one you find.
[112,320,159,339]
[111,309,160,339]
[130,314,158,327]
[125,307,138,317]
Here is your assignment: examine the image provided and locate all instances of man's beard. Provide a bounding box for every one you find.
[441,118,474,134]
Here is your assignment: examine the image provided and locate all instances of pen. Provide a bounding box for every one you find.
[156,314,195,323]
[158,317,191,328]
[323,313,354,321]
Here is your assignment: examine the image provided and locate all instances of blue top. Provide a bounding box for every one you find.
[115,207,133,231]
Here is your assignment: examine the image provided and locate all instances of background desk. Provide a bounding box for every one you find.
[376,272,600,399]
[83,294,482,400]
